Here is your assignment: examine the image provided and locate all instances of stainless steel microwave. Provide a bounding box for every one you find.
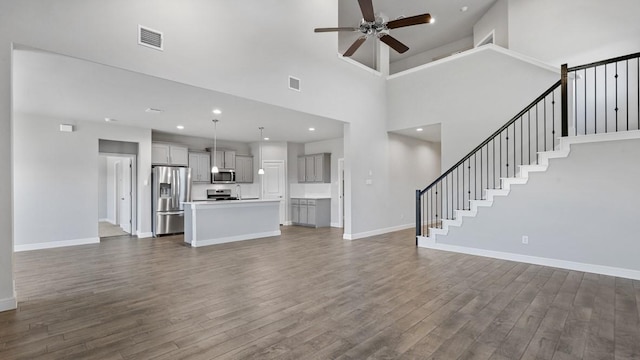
[212,169,235,184]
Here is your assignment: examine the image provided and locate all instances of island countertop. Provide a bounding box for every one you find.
[183,199,279,206]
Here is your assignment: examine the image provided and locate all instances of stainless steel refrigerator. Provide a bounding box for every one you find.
[152,166,192,236]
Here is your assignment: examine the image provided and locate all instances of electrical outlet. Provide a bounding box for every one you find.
[522,235,529,244]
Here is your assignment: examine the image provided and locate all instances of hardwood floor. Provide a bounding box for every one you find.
[1,226,639,359]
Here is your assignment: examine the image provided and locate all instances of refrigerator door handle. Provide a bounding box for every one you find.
[158,211,183,216]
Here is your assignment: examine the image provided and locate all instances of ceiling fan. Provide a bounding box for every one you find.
[314,0,433,57]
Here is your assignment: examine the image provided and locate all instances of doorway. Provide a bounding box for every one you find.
[261,160,286,225]
[98,154,137,238]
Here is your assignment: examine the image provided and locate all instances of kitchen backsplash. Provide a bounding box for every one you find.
[192,183,260,200]
[289,183,331,198]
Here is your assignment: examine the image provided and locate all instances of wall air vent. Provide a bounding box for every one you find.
[288,76,301,92]
[138,25,163,51]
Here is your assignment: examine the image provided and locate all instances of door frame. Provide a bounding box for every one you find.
[261,159,286,225]
[338,158,344,229]
[100,153,137,236]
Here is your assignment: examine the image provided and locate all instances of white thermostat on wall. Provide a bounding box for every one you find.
[59,124,74,132]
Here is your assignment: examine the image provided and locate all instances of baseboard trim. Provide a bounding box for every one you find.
[14,237,100,252]
[282,221,293,226]
[343,223,414,240]
[330,222,343,228]
[136,232,153,239]
[191,230,282,248]
[418,239,640,281]
[98,218,109,222]
[0,295,17,312]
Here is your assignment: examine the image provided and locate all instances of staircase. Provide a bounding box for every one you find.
[416,52,640,250]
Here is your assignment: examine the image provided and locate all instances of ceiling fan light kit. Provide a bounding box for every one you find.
[314,0,432,57]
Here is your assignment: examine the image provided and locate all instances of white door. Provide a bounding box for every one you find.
[119,158,132,233]
[262,160,286,224]
[115,161,122,227]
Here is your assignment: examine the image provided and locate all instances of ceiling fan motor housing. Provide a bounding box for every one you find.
[359,18,386,36]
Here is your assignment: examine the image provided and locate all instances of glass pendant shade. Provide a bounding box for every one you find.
[258,168,265,175]
[211,165,219,174]
[258,127,265,176]
[212,119,219,173]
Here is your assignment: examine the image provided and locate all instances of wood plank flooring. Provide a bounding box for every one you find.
[1,226,639,359]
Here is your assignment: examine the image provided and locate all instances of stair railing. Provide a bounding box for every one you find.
[417,51,640,244]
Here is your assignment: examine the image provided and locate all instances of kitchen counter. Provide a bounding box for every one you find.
[183,199,281,247]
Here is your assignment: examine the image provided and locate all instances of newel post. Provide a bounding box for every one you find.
[561,63,569,137]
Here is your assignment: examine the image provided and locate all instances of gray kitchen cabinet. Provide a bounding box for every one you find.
[188,152,210,183]
[297,153,330,183]
[290,198,330,227]
[235,155,253,183]
[212,149,236,169]
[152,143,189,166]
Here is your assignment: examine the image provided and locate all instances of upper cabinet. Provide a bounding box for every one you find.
[152,143,189,166]
[211,150,236,169]
[188,152,211,183]
[297,153,331,183]
[235,155,253,183]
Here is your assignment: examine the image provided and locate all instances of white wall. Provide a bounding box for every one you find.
[388,133,441,227]
[508,0,640,67]
[98,156,108,220]
[473,0,508,48]
[390,37,474,75]
[439,138,640,275]
[13,113,152,247]
[387,46,558,169]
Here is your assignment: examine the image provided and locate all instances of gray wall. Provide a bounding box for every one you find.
[441,138,640,273]
[387,46,558,169]
[98,156,108,220]
[473,0,508,48]
[390,37,474,74]
[508,0,640,66]
[14,113,152,246]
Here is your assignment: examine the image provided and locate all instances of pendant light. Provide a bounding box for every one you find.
[211,119,219,174]
[258,127,265,175]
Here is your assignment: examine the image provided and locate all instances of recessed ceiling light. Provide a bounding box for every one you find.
[176,125,185,130]
[416,128,424,132]
[264,137,270,141]
[104,117,117,122]
[460,6,469,12]
[309,127,315,131]
[145,108,163,113]
[212,109,222,115]
[430,17,435,23]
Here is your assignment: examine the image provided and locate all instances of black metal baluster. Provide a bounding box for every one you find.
[605,66,608,133]
[592,67,597,132]
[444,176,447,221]
[499,133,502,185]
[584,68,587,134]
[552,91,556,150]
[575,70,578,135]
[627,60,629,131]
[481,147,484,199]
[528,112,531,164]
[513,123,516,176]
[616,62,619,132]
[520,117,523,166]
[493,138,496,189]
[637,58,639,130]
[544,95,547,150]
[536,104,539,160]
[467,159,471,208]
[474,153,477,200]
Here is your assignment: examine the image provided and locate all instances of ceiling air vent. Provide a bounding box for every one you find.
[288,76,301,92]
[138,25,163,51]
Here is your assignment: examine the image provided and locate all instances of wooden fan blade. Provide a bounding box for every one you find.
[379,34,409,54]
[358,0,376,22]
[343,36,367,57]
[386,13,432,29]
[314,27,358,33]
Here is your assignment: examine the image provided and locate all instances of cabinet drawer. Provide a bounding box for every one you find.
[299,199,308,205]
[291,198,299,205]
[307,199,316,206]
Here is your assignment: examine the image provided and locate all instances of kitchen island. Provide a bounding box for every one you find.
[183,199,281,247]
